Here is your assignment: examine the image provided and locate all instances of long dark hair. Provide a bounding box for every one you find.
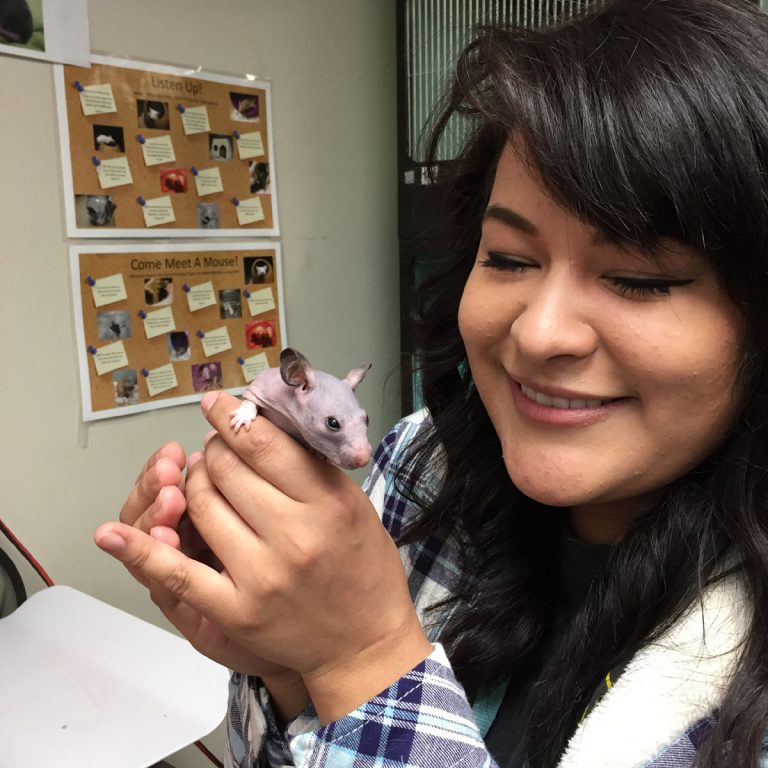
[398,1,768,765]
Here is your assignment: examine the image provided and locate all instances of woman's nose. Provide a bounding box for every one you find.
[509,278,599,363]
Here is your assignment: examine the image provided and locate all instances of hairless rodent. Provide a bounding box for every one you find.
[230,348,373,470]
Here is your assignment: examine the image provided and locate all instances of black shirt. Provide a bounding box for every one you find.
[483,532,611,767]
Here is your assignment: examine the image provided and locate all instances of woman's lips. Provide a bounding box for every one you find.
[511,380,627,426]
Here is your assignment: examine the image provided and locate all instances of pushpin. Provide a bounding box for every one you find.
[141,368,150,377]
[176,104,186,113]
[233,130,241,140]
[91,156,101,167]
[137,196,146,206]
[136,134,146,144]
[190,166,199,176]
[74,81,85,92]
[87,345,97,355]
[231,196,240,206]
[244,289,251,299]
[237,356,245,365]
[138,310,147,319]
[196,330,205,339]
[182,284,191,293]
[86,276,96,286]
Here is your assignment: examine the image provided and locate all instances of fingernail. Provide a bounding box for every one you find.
[96,532,126,553]
[201,391,220,414]
[203,429,217,445]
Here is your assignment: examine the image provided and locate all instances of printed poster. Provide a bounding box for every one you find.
[71,243,286,421]
[55,55,278,237]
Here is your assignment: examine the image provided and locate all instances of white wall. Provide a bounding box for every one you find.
[0,2,399,765]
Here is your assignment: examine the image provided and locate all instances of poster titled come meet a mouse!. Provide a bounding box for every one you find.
[71,242,286,421]
[55,55,279,238]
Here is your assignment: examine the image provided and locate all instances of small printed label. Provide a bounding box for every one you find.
[91,273,128,307]
[246,287,275,316]
[186,281,217,312]
[240,352,270,383]
[236,130,265,160]
[142,196,176,227]
[143,307,176,339]
[194,167,224,196]
[79,84,117,116]
[181,106,211,135]
[201,326,232,356]
[235,197,265,225]
[145,364,178,397]
[93,341,129,376]
[96,156,133,189]
[142,135,176,166]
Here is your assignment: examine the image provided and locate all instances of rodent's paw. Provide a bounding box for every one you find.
[230,401,257,432]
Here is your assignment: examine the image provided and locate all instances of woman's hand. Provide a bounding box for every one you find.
[96,439,308,696]
[96,391,431,723]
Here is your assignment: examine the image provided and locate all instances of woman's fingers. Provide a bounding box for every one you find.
[120,444,186,528]
[94,521,235,624]
[183,448,267,567]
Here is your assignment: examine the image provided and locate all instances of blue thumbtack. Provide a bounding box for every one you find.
[87,345,97,355]
[86,276,96,286]
[136,134,146,144]
[233,130,241,139]
[91,156,101,167]
[74,81,84,92]
[141,368,149,377]
[138,310,147,319]
[196,330,205,339]
[231,196,240,206]
[237,357,245,365]
[136,196,146,206]
[182,284,191,293]
[244,289,251,299]
[176,104,186,113]
[190,166,199,176]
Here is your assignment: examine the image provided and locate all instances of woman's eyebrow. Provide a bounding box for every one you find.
[483,205,540,236]
[483,203,611,245]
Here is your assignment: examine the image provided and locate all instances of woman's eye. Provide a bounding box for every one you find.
[607,276,694,297]
[478,252,537,271]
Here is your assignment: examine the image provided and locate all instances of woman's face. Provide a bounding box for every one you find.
[458,145,744,542]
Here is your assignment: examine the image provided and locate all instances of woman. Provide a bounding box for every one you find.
[96,0,768,765]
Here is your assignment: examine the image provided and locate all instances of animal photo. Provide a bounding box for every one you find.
[93,125,125,153]
[209,134,233,161]
[197,202,220,229]
[244,255,273,284]
[136,100,169,130]
[75,195,117,227]
[0,0,41,49]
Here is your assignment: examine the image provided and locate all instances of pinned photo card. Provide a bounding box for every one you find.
[246,287,276,317]
[193,167,224,197]
[141,196,175,227]
[144,364,179,397]
[70,243,285,421]
[91,341,129,376]
[235,197,265,225]
[199,326,232,357]
[90,273,128,307]
[180,105,211,135]
[56,55,279,237]
[95,156,133,190]
[239,352,270,383]
[142,307,176,339]
[235,131,264,160]
[79,84,117,116]
[140,135,176,166]
[186,281,217,312]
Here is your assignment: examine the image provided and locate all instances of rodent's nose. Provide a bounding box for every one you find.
[347,444,372,469]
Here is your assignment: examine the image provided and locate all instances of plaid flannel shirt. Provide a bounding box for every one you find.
[225,411,761,768]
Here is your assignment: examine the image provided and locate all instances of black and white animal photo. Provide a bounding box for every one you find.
[137,100,169,130]
[249,161,270,194]
[93,125,125,153]
[197,202,220,229]
[245,256,273,284]
[209,134,233,161]
[76,195,117,227]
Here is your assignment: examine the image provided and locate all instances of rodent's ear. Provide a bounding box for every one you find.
[279,348,317,391]
[344,363,372,391]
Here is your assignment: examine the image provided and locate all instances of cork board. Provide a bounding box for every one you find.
[70,243,286,421]
[55,55,278,238]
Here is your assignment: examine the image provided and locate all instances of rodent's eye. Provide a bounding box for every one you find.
[326,416,340,431]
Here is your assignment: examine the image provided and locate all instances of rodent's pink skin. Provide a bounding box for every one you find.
[232,349,372,469]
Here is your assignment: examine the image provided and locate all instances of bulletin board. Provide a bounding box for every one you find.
[55,55,279,238]
[70,243,286,421]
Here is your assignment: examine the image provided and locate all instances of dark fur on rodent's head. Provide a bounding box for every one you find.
[400,2,768,766]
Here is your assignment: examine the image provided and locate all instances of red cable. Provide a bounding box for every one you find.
[0,516,224,767]
[0,516,54,587]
